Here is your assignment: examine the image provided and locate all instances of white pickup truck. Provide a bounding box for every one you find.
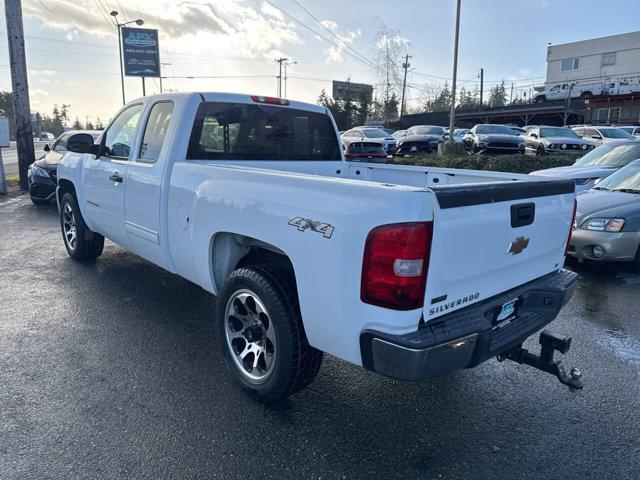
[56,92,582,402]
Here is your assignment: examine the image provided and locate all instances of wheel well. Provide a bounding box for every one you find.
[211,232,295,293]
[57,179,76,203]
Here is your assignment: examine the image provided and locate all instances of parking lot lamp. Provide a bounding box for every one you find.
[110,11,144,105]
[448,0,462,144]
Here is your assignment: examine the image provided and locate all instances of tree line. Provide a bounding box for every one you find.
[0,90,103,140]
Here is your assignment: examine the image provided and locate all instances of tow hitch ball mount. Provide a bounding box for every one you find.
[498,330,583,391]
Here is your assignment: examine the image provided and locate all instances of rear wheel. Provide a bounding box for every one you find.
[60,192,104,261]
[215,265,323,402]
[580,91,592,99]
[537,144,546,156]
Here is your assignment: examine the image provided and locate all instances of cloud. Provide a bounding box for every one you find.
[318,19,361,64]
[22,0,301,60]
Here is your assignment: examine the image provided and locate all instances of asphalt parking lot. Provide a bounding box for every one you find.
[1,194,639,479]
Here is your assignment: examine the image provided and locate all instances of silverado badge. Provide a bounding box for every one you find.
[507,236,530,255]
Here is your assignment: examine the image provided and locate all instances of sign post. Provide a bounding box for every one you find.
[0,117,9,195]
[121,27,161,94]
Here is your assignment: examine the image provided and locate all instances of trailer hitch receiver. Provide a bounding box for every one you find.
[498,330,583,391]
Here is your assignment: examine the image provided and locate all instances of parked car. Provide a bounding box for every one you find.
[56,92,579,401]
[618,126,640,138]
[462,124,525,154]
[38,132,55,141]
[452,128,469,143]
[572,126,634,146]
[395,125,446,155]
[391,129,406,139]
[530,140,640,191]
[27,130,100,205]
[524,126,594,156]
[534,82,605,103]
[344,141,388,162]
[567,160,640,268]
[341,127,396,153]
[509,126,527,136]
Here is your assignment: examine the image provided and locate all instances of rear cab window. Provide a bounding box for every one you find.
[187,102,341,161]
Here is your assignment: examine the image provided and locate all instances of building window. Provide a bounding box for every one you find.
[561,57,580,71]
[601,52,616,66]
[608,107,621,124]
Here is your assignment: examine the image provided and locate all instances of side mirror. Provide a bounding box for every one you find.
[531,133,538,138]
[66,133,95,154]
[43,144,50,152]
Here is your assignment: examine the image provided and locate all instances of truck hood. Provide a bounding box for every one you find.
[576,189,640,228]
[530,165,618,180]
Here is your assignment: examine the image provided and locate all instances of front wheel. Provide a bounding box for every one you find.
[215,266,323,402]
[537,144,546,156]
[60,192,104,261]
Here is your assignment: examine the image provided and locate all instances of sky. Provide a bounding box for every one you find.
[0,0,639,124]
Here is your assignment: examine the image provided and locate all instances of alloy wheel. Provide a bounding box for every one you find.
[62,203,77,250]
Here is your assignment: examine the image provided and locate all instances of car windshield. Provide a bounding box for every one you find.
[573,143,640,167]
[600,128,633,139]
[619,127,635,134]
[411,126,445,135]
[539,127,579,138]
[597,161,640,191]
[361,128,388,138]
[391,130,406,138]
[476,125,514,135]
[454,129,468,137]
[51,134,68,152]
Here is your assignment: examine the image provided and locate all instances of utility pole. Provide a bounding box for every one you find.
[563,82,574,126]
[159,62,171,93]
[141,77,146,96]
[479,68,484,110]
[275,57,287,97]
[510,82,514,104]
[5,0,35,191]
[400,54,411,117]
[283,60,297,98]
[448,0,462,144]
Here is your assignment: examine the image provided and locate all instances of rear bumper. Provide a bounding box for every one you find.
[360,269,577,381]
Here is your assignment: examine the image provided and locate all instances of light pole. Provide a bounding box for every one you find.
[110,11,144,105]
[448,0,462,144]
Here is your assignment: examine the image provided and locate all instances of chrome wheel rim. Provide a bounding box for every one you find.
[62,203,77,250]
[224,289,276,383]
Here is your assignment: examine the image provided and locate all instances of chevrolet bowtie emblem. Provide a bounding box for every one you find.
[508,236,530,255]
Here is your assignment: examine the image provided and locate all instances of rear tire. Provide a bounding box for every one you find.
[60,192,104,261]
[215,265,323,402]
[537,144,546,156]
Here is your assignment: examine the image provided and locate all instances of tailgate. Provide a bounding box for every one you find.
[424,180,575,321]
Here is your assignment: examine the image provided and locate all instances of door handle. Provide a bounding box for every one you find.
[109,172,123,183]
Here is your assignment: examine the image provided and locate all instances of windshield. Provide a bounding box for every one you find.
[600,128,633,139]
[411,126,445,135]
[391,130,405,138]
[539,127,579,138]
[454,129,469,137]
[597,161,640,191]
[476,125,514,135]
[361,128,388,138]
[51,134,68,152]
[573,143,640,167]
[619,127,635,134]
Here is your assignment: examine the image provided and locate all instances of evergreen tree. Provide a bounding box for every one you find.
[72,117,83,129]
[488,81,508,107]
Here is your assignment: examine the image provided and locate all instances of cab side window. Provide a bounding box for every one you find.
[139,102,173,163]
[104,104,143,159]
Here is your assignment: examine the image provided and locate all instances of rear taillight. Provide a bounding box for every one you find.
[565,199,577,256]
[250,95,289,105]
[344,152,359,159]
[361,222,433,310]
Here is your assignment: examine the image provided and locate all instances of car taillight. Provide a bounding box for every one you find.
[250,95,289,105]
[565,199,577,256]
[361,222,433,310]
[345,152,359,159]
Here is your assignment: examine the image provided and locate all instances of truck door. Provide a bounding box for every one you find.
[83,103,143,249]
[124,101,174,268]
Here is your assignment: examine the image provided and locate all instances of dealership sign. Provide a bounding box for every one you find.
[121,27,160,77]
[332,80,373,102]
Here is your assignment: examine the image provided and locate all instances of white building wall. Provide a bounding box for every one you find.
[546,31,640,87]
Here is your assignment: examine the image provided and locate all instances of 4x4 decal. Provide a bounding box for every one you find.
[288,217,334,239]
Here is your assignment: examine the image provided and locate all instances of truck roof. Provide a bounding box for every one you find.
[126,91,327,114]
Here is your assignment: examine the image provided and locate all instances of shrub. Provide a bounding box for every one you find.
[390,153,578,175]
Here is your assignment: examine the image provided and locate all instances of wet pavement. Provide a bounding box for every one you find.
[1,194,639,479]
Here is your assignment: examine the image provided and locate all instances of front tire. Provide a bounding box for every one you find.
[60,192,104,261]
[215,266,323,402]
[537,144,546,156]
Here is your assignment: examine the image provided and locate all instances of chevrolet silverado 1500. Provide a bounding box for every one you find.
[56,92,582,401]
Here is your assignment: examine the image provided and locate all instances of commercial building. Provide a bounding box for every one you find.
[545,31,640,88]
